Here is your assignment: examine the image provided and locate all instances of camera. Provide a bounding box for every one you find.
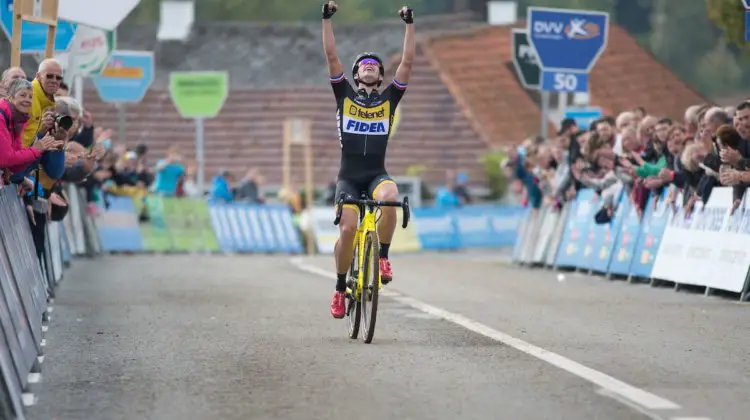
[55,114,73,131]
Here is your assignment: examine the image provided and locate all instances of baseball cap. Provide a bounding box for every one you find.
[557,118,577,136]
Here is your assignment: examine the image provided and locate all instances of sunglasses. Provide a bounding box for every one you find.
[358,58,380,67]
[45,73,63,81]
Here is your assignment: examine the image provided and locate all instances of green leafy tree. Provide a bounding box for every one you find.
[706,0,749,50]
[694,40,743,96]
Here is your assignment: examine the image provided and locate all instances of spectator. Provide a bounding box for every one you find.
[152,146,185,196]
[0,79,61,178]
[277,182,303,214]
[506,143,543,210]
[453,171,472,204]
[234,168,263,203]
[683,104,703,137]
[55,81,69,97]
[734,101,750,139]
[210,169,233,202]
[22,59,63,148]
[633,106,647,122]
[0,67,26,97]
[435,169,461,208]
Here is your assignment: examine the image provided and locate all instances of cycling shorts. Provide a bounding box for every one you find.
[334,173,395,213]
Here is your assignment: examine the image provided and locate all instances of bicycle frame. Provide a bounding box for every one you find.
[333,192,411,301]
[352,206,380,299]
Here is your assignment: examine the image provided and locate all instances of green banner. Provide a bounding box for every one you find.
[136,196,219,252]
[169,71,229,118]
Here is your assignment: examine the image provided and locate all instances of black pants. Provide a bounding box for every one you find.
[28,208,47,261]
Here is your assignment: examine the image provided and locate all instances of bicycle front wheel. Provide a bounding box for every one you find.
[347,240,361,340]
[361,231,380,344]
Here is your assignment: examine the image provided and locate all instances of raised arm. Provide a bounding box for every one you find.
[393,6,415,85]
[322,2,344,78]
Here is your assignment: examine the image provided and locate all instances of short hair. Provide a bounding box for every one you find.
[684,105,703,125]
[633,106,646,115]
[708,110,730,125]
[1,66,24,80]
[6,78,32,97]
[716,124,742,150]
[58,81,69,91]
[38,58,62,73]
[737,101,750,112]
[55,96,82,117]
[657,117,673,126]
[616,111,635,129]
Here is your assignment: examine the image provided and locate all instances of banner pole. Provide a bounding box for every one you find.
[10,0,23,67]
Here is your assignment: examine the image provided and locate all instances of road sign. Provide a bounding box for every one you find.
[91,50,154,103]
[169,71,229,119]
[527,7,609,93]
[564,107,602,130]
[511,28,540,90]
[0,0,77,53]
[745,10,750,42]
[56,24,116,77]
[541,71,589,93]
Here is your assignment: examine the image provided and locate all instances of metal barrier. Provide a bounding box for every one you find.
[511,187,750,301]
[0,185,72,419]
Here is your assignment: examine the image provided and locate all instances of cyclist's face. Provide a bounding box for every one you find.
[357,59,381,84]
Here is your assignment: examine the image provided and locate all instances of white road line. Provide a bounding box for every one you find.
[670,418,714,420]
[290,258,685,412]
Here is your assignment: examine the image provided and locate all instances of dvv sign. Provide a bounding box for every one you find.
[527,7,609,93]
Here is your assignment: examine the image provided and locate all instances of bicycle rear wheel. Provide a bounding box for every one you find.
[347,240,361,339]
[361,231,380,344]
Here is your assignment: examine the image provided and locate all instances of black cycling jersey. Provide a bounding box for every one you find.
[330,72,406,184]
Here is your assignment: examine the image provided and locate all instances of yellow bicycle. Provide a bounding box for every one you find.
[333,192,410,343]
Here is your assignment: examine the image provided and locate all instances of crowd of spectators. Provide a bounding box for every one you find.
[505,101,750,223]
[0,59,107,264]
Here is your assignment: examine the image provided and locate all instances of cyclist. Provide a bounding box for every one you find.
[322,1,415,318]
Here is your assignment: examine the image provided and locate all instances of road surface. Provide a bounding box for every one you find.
[26,253,749,420]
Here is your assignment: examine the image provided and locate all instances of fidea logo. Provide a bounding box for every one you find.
[344,120,387,134]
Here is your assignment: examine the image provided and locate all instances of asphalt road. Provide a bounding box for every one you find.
[26,252,749,420]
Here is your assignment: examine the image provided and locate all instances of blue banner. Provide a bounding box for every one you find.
[413,205,524,250]
[607,196,639,275]
[585,191,627,273]
[554,189,596,268]
[97,197,144,252]
[629,192,669,278]
[209,204,302,254]
[412,207,460,250]
[456,205,525,248]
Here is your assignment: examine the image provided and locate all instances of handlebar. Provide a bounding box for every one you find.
[333,192,411,229]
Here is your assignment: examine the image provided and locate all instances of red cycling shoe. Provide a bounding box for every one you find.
[330,291,346,319]
[379,258,393,284]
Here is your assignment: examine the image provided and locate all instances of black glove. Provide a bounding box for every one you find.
[399,6,414,24]
[322,2,337,19]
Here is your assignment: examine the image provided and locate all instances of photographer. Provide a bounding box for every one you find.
[20,96,84,263]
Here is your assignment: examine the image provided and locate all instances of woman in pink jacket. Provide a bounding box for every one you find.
[0,78,61,178]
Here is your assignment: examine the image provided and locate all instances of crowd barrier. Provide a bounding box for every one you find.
[305,204,525,254]
[96,196,303,254]
[0,185,72,419]
[512,187,750,300]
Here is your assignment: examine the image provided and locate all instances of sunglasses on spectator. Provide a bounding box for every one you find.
[358,59,380,67]
[45,74,63,81]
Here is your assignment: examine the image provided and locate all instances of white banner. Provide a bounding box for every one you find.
[652,187,750,293]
